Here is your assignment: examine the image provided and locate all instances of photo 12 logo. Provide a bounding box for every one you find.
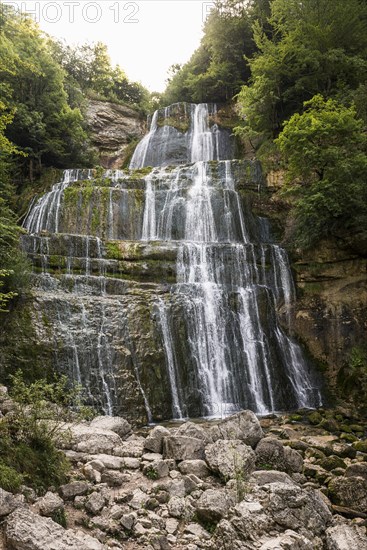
[2,1,140,24]
[202,1,215,22]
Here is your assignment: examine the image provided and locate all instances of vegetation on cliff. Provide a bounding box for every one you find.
[163,0,367,254]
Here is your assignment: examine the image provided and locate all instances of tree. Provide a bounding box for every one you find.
[237,0,367,142]
[275,95,367,249]
[162,0,256,104]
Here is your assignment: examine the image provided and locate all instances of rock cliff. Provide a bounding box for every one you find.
[86,100,145,168]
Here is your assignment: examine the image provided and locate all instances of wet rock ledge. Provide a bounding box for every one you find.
[0,408,366,550]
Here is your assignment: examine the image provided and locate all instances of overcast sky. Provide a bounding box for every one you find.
[5,1,215,91]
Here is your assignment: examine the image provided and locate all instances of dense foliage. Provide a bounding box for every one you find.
[236,0,367,142]
[0,373,90,493]
[162,1,264,104]
[52,40,151,111]
[276,96,367,248]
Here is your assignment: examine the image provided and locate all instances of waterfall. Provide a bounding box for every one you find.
[135,102,322,418]
[21,101,322,422]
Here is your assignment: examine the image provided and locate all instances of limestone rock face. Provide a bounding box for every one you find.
[205,439,256,479]
[86,100,145,168]
[5,507,106,550]
[144,425,171,454]
[195,489,235,522]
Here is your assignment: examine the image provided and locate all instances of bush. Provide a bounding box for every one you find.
[0,461,23,492]
[0,371,91,494]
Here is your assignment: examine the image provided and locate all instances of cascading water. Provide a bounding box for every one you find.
[135,103,322,418]
[21,102,322,422]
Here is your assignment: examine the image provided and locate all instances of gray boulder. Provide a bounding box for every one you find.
[59,423,122,454]
[178,459,210,479]
[89,416,131,438]
[163,436,205,460]
[344,462,367,481]
[37,492,64,517]
[176,422,212,443]
[261,530,313,549]
[85,492,106,515]
[255,438,303,473]
[210,410,263,447]
[195,489,235,522]
[250,470,295,486]
[5,507,106,550]
[326,522,367,550]
[328,476,367,513]
[205,439,256,479]
[144,425,170,454]
[0,489,23,517]
[59,481,91,500]
[266,482,332,536]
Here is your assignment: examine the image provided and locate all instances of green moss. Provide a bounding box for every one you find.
[106,241,121,260]
[157,116,190,133]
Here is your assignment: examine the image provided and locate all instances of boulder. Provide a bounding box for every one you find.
[85,492,106,515]
[255,438,303,473]
[195,489,235,522]
[5,507,106,550]
[144,426,171,454]
[113,436,145,457]
[261,530,313,549]
[210,410,263,447]
[143,460,169,480]
[178,459,210,479]
[59,481,91,500]
[205,439,256,479]
[101,470,126,487]
[328,476,367,513]
[89,416,131,438]
[344,462,367,480]
[266,482,332,536]
[0,489,23,517]
[326,522,367,550]
[60,423,122,454]
[250,470,295,486]
[163,436,205,461]
[175,422,212,443]
[88,454,124,470]
[37,492,64,517]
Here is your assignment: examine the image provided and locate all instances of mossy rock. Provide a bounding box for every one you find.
[308,411,323,425]
[319,418,340,433]
[289,414,303,422]
[340,433,358,443]
[350,424,365,433]
[352,440,367,453]
[339,424,352,433]
[305,447,326,460]
[317,455,346,472]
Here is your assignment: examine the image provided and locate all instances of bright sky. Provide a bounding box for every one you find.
[5,1,216,91]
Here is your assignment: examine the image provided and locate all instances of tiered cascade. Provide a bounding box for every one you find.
[21,102,322,421]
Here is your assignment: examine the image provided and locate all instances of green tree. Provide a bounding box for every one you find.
[275,95,367,249]
[0,6,89,178]
[237,0,367,142]
[163,0,256,104]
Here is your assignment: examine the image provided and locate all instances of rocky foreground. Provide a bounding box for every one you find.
[0,409,367,550]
